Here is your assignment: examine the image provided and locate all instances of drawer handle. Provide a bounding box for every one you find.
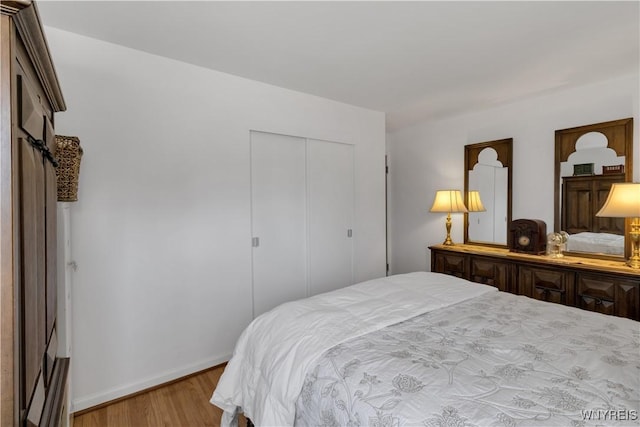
[536,286,565,294]
[578,294,611,306]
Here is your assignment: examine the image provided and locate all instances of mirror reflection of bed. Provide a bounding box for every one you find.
[565,231,624,255]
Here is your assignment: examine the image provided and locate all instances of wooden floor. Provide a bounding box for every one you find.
[73,364,246,427]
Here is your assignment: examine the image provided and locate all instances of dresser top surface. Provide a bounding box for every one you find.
[430,244,640,277]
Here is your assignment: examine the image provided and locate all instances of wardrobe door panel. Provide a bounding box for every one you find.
[250,132,307,318]
[25,372,45,427]
[307,140,354,296]
[44,160,57,384]
[18,76,43,140]
[45,161,57,334]
[563,179,592,234]
[18,138,45,407]
[593,178,625,234]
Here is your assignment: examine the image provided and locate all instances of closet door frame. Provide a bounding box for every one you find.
[249,131,355,318]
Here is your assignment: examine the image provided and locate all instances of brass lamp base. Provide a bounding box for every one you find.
[626,256,640,269]
[442,212,454,245]
[626,219,640,269]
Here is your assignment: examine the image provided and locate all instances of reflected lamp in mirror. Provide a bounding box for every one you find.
[430,190,468,246]
[596,183,640,268]
[467,191,486,212]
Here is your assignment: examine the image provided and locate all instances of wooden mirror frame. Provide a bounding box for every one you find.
[464,138,513,248]
[554,117,634,260]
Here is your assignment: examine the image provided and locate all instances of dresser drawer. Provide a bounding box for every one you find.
[577,273,639,319]
[518,265,574,306]
[432,251,466,278]
[469,258,510,292]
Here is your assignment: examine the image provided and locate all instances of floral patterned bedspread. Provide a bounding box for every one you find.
[295,291,640,426]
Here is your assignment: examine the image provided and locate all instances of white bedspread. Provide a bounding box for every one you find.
[210,272,497,426]
[296,290,640,426]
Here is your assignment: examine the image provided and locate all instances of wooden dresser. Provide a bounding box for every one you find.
[1,2,68,426]
[430,244,640,321]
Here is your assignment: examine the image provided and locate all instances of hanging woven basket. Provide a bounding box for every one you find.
[55,135,83,202]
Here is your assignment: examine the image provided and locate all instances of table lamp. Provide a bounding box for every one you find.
[430,190,468,245]
[596,182,640,268]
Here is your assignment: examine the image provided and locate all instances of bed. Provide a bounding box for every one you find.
[210,272,640,426]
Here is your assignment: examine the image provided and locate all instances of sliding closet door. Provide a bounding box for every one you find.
[307,140,354,296]
[250,132,307,317]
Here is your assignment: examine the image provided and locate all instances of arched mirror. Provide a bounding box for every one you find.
[554,118,633,259]
[464,138,513,247]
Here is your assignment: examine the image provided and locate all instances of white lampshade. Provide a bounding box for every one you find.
[596,183,640,218]
[430,190,468,213]
[467,191,486,212]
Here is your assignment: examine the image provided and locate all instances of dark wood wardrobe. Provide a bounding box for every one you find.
[561,173,625,235]
[1,1,68,426]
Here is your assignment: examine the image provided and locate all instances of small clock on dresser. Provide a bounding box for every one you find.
[508,219,547,254]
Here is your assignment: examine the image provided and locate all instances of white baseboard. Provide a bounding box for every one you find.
[70,353,232,413]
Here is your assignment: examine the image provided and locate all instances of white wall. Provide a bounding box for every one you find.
[44,27,386,412]
[387,72,639,274]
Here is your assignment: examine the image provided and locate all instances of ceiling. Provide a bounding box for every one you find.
[37,1,640,131]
